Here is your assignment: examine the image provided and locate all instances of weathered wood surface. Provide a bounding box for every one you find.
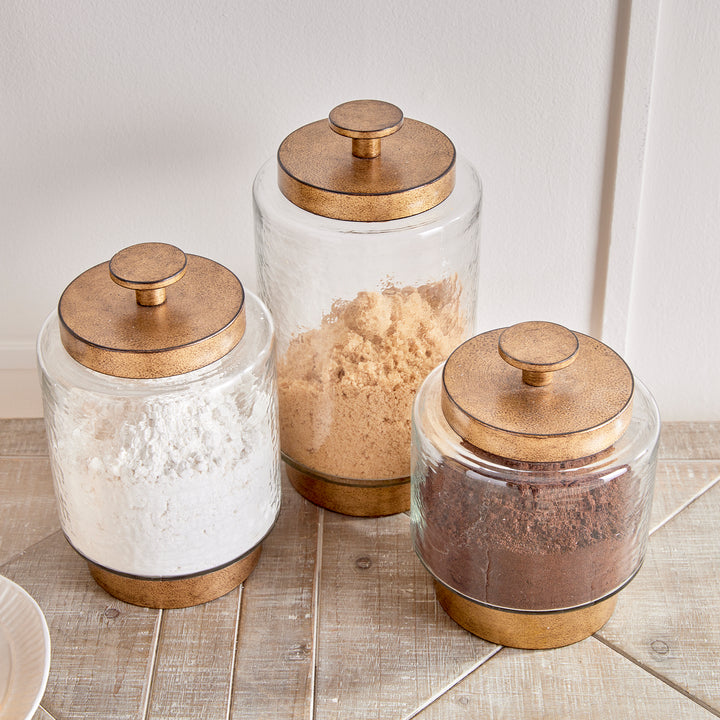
[0,418,47,456]
[1,532,159,720]
[315,511,497,720]
[0,457,59,565]
[658,421,720,459]
[1,419,718,719]
[146,590,240,720]
[597,481,720,713]
[229,472,318,720]
[410,638,717,719]
[649,460,720,533]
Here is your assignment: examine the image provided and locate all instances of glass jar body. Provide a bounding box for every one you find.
[37,291,280,579]
[253,157,481,486]
[411,364,660,613]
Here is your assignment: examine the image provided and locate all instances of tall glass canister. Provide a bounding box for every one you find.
[254,99,482,516]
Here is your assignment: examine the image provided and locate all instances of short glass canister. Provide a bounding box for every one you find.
[254,99,482,516]
[411,321,660,648]
[37,243,280,608]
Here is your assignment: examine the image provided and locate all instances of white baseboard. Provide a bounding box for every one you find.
[0,342,42,417]
[0,341,36,370]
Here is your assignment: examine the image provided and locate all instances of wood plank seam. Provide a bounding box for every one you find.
[400,645,505,720]
[225,584,244,720]
[140,609,164,720]
[593,634,720,717]
[308,509,324,720]
[650,474,720,536]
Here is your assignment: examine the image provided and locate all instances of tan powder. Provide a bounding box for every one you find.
[278,277,465,480]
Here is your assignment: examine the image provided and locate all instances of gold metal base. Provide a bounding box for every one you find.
[286,465,410,517]
[88,545,263,609]
[434,581,618,649]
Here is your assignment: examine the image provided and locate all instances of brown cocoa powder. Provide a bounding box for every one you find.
[413,445,651,611]
[278,278,465,480]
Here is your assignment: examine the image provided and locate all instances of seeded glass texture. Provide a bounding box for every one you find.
[254,156,482,484]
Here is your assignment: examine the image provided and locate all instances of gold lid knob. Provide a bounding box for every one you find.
[498,321,579,387]
[328,100,404,158]
[109,243,188,306]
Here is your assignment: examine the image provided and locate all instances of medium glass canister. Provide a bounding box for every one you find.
[411,321,660,648]
[37,243,280,608]
[253,99,482,516]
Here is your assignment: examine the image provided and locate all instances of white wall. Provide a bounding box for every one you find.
[1,0,718,420]
[625,0,720,421]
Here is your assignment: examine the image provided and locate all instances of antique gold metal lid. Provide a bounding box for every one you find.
[277,99,456,221]
[58,242,246,379]
[441,321,634,462]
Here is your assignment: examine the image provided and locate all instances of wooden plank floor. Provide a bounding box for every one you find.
[0,419,718,720]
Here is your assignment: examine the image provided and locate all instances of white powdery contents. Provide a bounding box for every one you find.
[51,374,279,577]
